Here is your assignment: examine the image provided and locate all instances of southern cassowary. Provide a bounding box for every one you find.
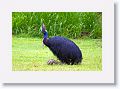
[41,23,82,65]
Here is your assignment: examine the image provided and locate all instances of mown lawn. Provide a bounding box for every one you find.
[12,37,102,71]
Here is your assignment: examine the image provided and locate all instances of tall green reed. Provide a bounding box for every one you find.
[12,12,102,39]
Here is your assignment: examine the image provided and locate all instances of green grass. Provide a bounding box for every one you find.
[12,37,102,71]
[12,12,102,38]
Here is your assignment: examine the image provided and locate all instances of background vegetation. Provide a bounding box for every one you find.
[12,12,102,39]
[12,12,102,71]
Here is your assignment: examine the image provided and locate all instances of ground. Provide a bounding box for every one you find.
[12,36,102,71]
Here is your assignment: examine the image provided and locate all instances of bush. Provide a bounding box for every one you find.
[12,12,102,39]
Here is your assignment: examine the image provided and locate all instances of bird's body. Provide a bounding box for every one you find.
[41,23,82,65]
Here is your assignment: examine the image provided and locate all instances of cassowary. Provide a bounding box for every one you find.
[41,23,82,65]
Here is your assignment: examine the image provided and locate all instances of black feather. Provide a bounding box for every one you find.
[41,24,82,65]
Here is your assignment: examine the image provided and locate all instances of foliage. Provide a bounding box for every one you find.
[12,12,102,39]
[12,37,102,71]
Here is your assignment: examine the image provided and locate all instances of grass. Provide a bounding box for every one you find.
[12,36,102,71]
[12,12,102,38]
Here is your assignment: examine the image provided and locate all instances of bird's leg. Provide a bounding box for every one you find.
[42,38,45,47]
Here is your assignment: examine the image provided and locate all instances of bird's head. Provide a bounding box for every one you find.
[40,23,48,38]
[40,23,47,34]
[40,23,48,47]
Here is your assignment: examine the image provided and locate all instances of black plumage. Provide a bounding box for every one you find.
[41,23,82,65]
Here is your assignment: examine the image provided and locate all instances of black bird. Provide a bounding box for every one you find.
[41,23,82,65]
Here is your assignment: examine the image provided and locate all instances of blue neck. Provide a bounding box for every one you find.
[43,31,48,45]
[43,31,48,39]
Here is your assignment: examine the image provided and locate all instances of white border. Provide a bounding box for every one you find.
[0,0,114,83]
